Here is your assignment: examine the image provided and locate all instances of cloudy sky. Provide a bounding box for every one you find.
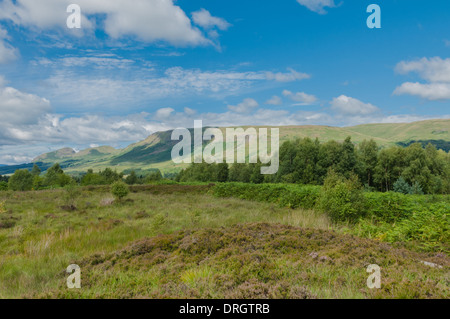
[0,0,449,164]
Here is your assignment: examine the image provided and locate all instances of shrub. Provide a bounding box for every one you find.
[32,175,44,190]
[44,163,72,188]
[318,172,366,223]
[213,183,321,209]
[387,203,449,252]
[63,181,81,207]
[393,177,412,194]
[8,169,33,191]
[145,171,163,183]
[411,181,424,195]
[0,181,8,191]
[125,171,138,185]
[362,192,444,223]
[355,202,450,252]
[111,181,129,202]
[151,213,167,232]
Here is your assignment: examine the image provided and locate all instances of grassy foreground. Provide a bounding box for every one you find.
[0,185,448,299]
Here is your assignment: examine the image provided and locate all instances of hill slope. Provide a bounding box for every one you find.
[1,119,448,175]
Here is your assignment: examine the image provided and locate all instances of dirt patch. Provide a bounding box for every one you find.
[135,211,150,219]
[60,205,77,211]
[0,221,15,229]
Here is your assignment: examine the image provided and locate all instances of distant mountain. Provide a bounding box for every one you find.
[33,146,119,162]
[0,162,52,175]
[1,119,448,175]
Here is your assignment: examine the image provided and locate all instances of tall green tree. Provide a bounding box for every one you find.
[316,140,343,182]
[44,163,72,188]
[125,171,138,185]
[31,164,41,176]
[292,138,320,184]
[216,163,229,182]
[337,137,357,177]
[401,143,432,193]
[374,147,406,192]
[357,139,378,187]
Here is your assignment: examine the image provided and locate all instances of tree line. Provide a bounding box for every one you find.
[177,137,450,194]
[2,164,164,191]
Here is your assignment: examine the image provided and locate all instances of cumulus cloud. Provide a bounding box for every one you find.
[155,107,175,119]
[0,113,156,147]
[296,0,337,14]
[330,95,380,115]
[394,57,450,100]
[266,68,310,82]
[283,90,317,105]
[0,0,213,46]
[0,79,51,126]
[394,82,450,101]
[266,96,283,106]
[395,57,450,83]
[192,9,231,31]
[228,98,259,113]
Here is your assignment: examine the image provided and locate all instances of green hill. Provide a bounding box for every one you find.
[21,118,449,175]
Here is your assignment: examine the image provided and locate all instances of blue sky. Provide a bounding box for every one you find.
[0,0,449,164]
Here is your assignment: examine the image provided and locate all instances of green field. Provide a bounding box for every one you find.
[0,185,448,299]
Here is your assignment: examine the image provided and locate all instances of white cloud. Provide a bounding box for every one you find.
[0,27,17,64]
[394,57,450,100]
[0,0,213,46]
[184,107,196,115]
[330,95,380,115]
[192,9,231,31]
[266,96,283,106]
[1,112,157,147]
[228,98,259,113]
[266,68,310,82]
[395,57,450,83]
[394,82,450,101]
[282,90,317,105]
[39,66,282,110]
[53,56,135,69]
[0,0,92,30]
[0,80,51,126]
[155,108,175,119]
[296,0,337,14]
[30,56,311,110]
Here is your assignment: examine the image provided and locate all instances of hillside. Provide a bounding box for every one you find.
[1,119,448,175]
